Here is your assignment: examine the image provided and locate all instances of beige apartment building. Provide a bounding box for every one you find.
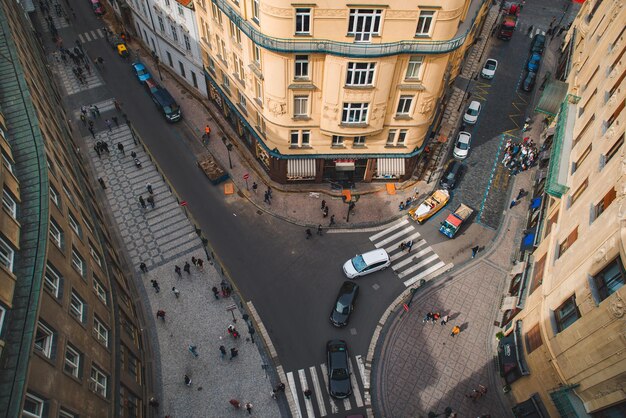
[0,2,150,417]
[498,0,626,416]
[195,0,489,183]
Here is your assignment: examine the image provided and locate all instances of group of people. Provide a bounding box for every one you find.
[466,384,488,401]
[501,137,538,175]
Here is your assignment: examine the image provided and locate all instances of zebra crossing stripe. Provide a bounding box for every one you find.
[83,31,92,41]
[319,364,339,414]
[90,30,98,39]
[355,355,367,387]
[286,371,303,418]
[369,218,408,241]
[387,236,426,260]
[309,366,327,417]
[343,393,351,411]
[403,260,447,287]
[374,226,415,248]
[96,28,104,37]
[349,357,364,407]
[397,253,440,278]
[298,369,315,418]
[392,246,432,271]
[78,33,85,43]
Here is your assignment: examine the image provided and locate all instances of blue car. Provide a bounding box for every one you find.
[131,63,152,83]
[527,53,541,72]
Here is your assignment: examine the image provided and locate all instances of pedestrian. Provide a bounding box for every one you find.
[276,383,286,392]
[212,286,220,300]
[509,199,519,209]
[323,206,329,218]
[527,25,534,35]
[147,195,155,208]
[93,104,100,117]
[317,224,323,236]
[114,99,122,112]
[89,105,97,118]
[252,182,258,193]
[88,119,94,129]
[174,265,182,276]
[329,215,336,226]
[184,261,191,274]
[112,116,119,126]
[189,344,199,357]
[117,143,125,155]
[146,182,153,194]
[79,113,86,125]
[84,62,91,75]
[140,262,148,273]
[267,186,272,199]
[192,256,197,266]
[151,279,160,293]
[197,258,204,269]
[156,310,166,321]
[204,124,211,138]
[549,16,556,28]
[131,151,137,159]
[139,196,146,209]
[81,105,87,116]
[321,199,326,210]
[94,144,101,158]
[304,388,312,399]
[516,188,527,200]
[432,312,440,323]
[245,402,253,414]
[98,177,106,189]
[172,287,180,298]
[102,142,109,153]
[88,126,95,138]
[305,228,312,239]
[271,390,278,400]
[406,240,414,253]
[451,325,461,337]
[229,399,241,409]
[264,191,271,204]
[184,374,192,386]
[230,347,239,360]
[441,315,449,326]
[148,397,159,408]
[471,246,480,258]
[423,312,434,323]
[219,345,227,359]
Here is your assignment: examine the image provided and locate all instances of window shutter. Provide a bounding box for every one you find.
[568,227,578,246]
[571,162,577,174]
[589,203,596,224]
[566,195,572,209]
[549,310,559,335]
[587,275,600,306]
[604,187,616,208]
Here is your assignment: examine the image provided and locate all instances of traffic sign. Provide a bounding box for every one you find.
[243,173,249,180]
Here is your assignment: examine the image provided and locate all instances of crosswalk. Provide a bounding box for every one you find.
[369,218,449,287]
[286,354,367,418]
[77,29,107,44]
[516,23,547,39]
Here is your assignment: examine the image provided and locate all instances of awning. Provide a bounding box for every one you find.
[287,159,316,179]
[536,80,569,116]
[376,158,405,178]
[521,230,537,252]
[446,214,463,228]
[513,394,549,418]
[335,161,355,171]
[530,197,542,209]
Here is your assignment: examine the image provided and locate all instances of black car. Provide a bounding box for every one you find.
[327,340,352,399]
[530,34,546,54]
[330,281,359,327]
[440,160,463,190]
[523,71,537,92]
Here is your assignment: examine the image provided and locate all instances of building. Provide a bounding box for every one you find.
[195,0,489,184]
[497,0,626,416]
[129,0,208,96]
[0,2,150,417]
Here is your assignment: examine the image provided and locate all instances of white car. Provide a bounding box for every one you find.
[343,249,390,279]
[481,59,498,79]
[453,131,472,159]
[463,101,481,125]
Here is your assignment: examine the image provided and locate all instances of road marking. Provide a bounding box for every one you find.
[343,393,351,411]
[349,357,364,407]
[368,218,409,241]
[403,261,448,287]
[78,33,85,43]
[392,247,433,271]
[374,226,415,248]
[397,253,440,278]
[287,371,303,418]
[320,363,339,414]
[309,366,327,417]
[96,28,104,37]
[299,369,315,418]
[83,31,92,41]
[388,237,426,261]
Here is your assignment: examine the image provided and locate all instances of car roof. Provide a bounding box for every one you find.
[133,63,145,69]
[339,281,358,293]
[361,249,389,264]
[458,132,471,143]
[327,339,347,351]
[145,78,158,88]
[445,160,462,172]
[468,101,480,109]
[486,59,497,65]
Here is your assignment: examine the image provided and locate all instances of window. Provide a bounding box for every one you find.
[397,130,408,145]
[211,2,218,20]
[2,187,16,218]
[593,258,626,302]
[0,235,14,272]
[555,295,581,332]
[71,249,85,277]
[570,178,588,206]
[406,55,424,80]
[91,365,108,397]
[70,291,85,322]
[191,71,198,88]
[594,187,617,220]
[295,8,311,34]
[179,61,186,78]
[218,38,227,60]
[223,74,231,91]
[332,135,344,146]
[23,393,45,418]
[184,34,191,51]
[396,96,413,116]
[229,21,242,44]
[49,185,60,207]
[233,54,245,81]
[290,130,310,147]
[127,351,139,379]
[89,243,102,268]
[93,275,108,304]
[558,227,578,258]
[171,25,178,42]
[49,219,63,248]
[164,0,170,6]
[342,103,369,124]
[604,133,624,166]
[572,144,592,173]
[416,10,435,35]
[59,409,78,418]
[68,211,82,237]
[238,91,247,111]
[158,16,165,32]
[301,131,310,146]
[253,45,261,65]
[94,317,109,346]
[2,152,14,174]
[290,131,299,146]
[346,62,375,86]
[177,4,184,15]
[353,136,366,146]
[348,9,382,43]
[64,344,81,378]
[525,323,543,354]
[255,79,263,102]
[294,96,308,117]
[252,0,260,22]
[82,214,94,234]
[545,210,559,236]
[529,254,546,294]
[34,322,54,358]
[62,183,74,205]
[295,55,309,79]
[386,129,397,146]
[0,304,6,335]
[44,263,62,298]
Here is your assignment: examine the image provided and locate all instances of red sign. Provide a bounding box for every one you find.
[243,173,249,180]
[403,304,409,312]
[180,201,188,206]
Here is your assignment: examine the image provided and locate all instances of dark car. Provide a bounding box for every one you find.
[523,71,537,92]
[150,87,182,122]
[530,34,546,54]
[330,281,359,327]
[144,78,160,95]
[440,160,463,190]
[327,340,352,399]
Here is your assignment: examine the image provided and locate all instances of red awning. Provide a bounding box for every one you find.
[446,214,462,227]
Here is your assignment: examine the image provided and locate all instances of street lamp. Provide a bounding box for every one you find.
[226,143,233,169]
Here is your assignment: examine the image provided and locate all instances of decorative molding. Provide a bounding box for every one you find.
[419,95,434,114]
[608,293,625,319]
[608,2,624,24]
[385,10,417,19]
[267,98,287,116]
[370,103,386,121]
[259,3,292,17]
[592,237,618,266]
[322,104,339,119]
[437,7,464,21]
[344,90,372,101]
[314,9,348,18]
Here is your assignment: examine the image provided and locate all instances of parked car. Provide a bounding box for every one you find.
[481,59,498,79]
[150,87,182,122]
[90,0,106,16]
[131,63,152,83]
[327,340,352,399]
[440,160,463,190]
[342,249,390,279]
[527,53,541,72]
[463,101,481,125]
[453,131,472,159]
[144,78,160,95]
[530,34,546,54]
[330,281,359,327]
[522,71,537,92]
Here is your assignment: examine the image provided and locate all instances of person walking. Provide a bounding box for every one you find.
[305,229,312,239]
[245,402,253,414]
[174,265,182,277]
[80,113,86,125]
[471,246,480,258]
[114,99,122,112]
[304,389,312,399]
[229,399,241,409]
[94,144,101,158]
[212,286,220,300]
[317,224,323,236]
[88,126,95,138]
[432,312,440,323]
[184,261,191,274]
[105,119,112,132]
[219,345,227,359]
[139,196,146,209]
[323,206,329,218]
[146,182,153,194]
[156,310,166,321]
[191,256,197,266]
[117,143,125,155]
[441,315,449,326]
[321,199,326,210]
[329,215,336,227]
[139,262,148,273]
[230,347,239,360]
[509,199,519,209]
[264,191,271,204]
[267,186,272,199]
[276,383,286,392]
[147,195,155,208]
[451,325,461,337]
[252,182,258,193]
[197,258,204,269]
[171,287,180,298]
[188,344,199,357]
[98,177,106,189]
[423,312,434,323]
[204,125,211,140]
[184,374,192,386]
[151,280,160,293]
[93,104,100,117]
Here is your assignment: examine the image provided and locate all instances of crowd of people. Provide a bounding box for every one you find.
[501,137,539,175]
